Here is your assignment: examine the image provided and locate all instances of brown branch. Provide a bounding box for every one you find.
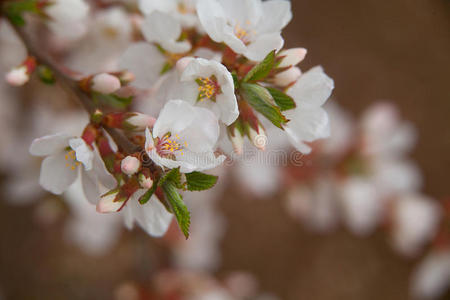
[7,20,160,172]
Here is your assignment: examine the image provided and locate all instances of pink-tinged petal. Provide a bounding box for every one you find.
[96,190,121,213]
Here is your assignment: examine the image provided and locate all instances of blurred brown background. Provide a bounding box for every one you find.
[1,0,449,299]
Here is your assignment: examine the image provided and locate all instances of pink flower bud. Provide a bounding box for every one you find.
[5,66,29,86]
[230,132,244,155]
[125,113,156,130]
[278,48,307,68]
[176,57,194,73]
[91,73,121,94]
[97,190,122,213]
[119,71,135,84]
[139,174,154,189]
[273,67,301,87]
[248,124,267,151]
[121,156,141,175]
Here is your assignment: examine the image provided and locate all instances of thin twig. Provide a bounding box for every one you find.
[7,19,160,172]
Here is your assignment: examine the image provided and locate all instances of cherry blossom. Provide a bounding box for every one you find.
[157,58,239,125]
[145,100,225,173]
[284,66,334,154]
[196,0,292,61]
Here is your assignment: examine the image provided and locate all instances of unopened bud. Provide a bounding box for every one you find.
[91,73,121,94]
[176,57,194,73]
[121,156,141,175]
[248,124,267,151]
[97,190,122,213]
[5,66,29,86]
[278,48,307,68]
[119,71,135,84]
[230,132,244,155]
[125,113,156,130]
[138,173,154,189]
[273,67,301,87]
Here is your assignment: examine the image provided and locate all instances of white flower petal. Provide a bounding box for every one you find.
[138,0,176,15]
[338,177,380,236]
[284,107,330,154]
[123,189,173,237]
[391,194,440,256]
[69,138,94,171]
[411,251,450,300]
[196,0,229,42]
[141,11,191,53]
[29,133,71,156]
[259,0,292,33]
[81,168,101,205]
[119,42,167,89]
[180,58,238,125]
[244,33,284,62]
[39,152,78,195]
[287,66,334,108]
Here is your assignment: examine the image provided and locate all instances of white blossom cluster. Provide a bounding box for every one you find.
[1,0,334,239]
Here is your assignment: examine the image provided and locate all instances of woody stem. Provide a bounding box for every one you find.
[7,20,160,172]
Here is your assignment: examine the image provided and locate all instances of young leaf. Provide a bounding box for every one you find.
[3,0,39,26]
[266,87,296,111]
[185,172,218,191]
[37,65,55,85]
[240,83,288,129]
[158,167,181,187]
[243,50,276,83]
[93,93,132,109]
[138,180,158,204]
[162,181,190,238]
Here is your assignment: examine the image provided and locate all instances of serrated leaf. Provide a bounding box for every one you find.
[266,87,296,111]
[243,50,276,83]
[162,181,190,239]
[185,172,218,191]
[158,167,181,187]
[240,83,288,129]
[138,180,158,204]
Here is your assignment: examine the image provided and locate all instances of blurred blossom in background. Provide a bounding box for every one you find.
[0,0,449,300]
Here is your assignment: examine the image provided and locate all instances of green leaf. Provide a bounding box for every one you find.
[138,180,158,205]
[162,181,190,238]
[3,0,39,26]
[185,172,218,191]
[266,87,296,111]
[158,167,181,187]
[160,62,173,75]
[240,83,288,129]
[37,65,55,85]
[243,50,276,83]
[93,93,132,109]
[231,71,239,89]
